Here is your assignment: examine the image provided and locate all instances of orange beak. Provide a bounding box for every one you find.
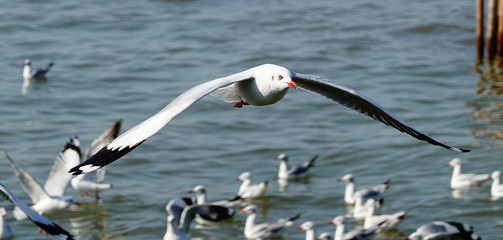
[287,80,298,89]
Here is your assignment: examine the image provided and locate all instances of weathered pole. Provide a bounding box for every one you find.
[477,0,485,62]
[497,0,503,63]
[487,0,499,61]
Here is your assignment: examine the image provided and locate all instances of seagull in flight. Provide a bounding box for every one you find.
[71,119,121,200]
[0,182,74,239]
[69,64,469,175]
[0,138,81,220]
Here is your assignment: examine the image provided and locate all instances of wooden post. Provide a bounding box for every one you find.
[477,0,485,62]
[497,0,503,63]
[487,0,499,61]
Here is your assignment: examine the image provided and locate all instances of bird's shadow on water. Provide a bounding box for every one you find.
[277,175,313,193]
[450,187,492,200]
[64,201,129,240]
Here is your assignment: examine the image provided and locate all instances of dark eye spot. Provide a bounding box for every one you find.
[278,75,283,80]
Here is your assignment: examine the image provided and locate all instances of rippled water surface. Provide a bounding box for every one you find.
[1,0,502,239]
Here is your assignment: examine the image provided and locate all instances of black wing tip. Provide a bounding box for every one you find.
[69,167,83,175]
[69,142,143,175]
[449,146,470,153]
[112,119,123,138]
[64,137,82,157]
[36,222,73,240]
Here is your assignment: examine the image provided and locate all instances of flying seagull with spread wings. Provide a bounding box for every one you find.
[70,64,469,175]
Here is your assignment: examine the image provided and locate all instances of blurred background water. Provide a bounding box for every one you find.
[0,0,502,239]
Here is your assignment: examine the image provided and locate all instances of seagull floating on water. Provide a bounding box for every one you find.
[297,221,331,240]
[69,64,469,175]
[0,138,81,220]
[71,120,121,200]
[363,199,406,230]
[240,204,300,240]
[352,192,374,220]
[0,207,13,239]
[276,153,318,180]
[164,197,233,240]
[338,174,389,205]
[0,182,74,240]
[489,170,503,198]
[405,221,481,240]
[236,172,269,199]
[187,185,237,223]
[447,158,490,189]
[329,215,380,240]
[23,59,54,80]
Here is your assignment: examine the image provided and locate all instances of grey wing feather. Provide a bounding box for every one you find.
[291,72,469,153]
[70,67,256,175]
[0,146,49,204]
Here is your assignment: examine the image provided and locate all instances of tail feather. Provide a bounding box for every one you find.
[308,154,318,167]
[288,213,301,222]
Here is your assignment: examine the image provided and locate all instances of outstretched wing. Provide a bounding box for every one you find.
[70,67,257,175]
[0,146,49,204]
[44,138,81,196]
[0,183,74,240]
[291,72,469,153]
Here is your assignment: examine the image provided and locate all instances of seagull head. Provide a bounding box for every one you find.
[446,158,461,167]
[254,64,297,90]
[490,171,501,179]
[337,174,354,183]
[236,172,251,181]
[188,185,206,194]
[23,59,31,66]
[297,221,315,231]
[57,196,81,206]
[328,216,345,225]
[239,204,257,215]
[275,153,289,162]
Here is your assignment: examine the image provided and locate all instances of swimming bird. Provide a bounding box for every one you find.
[316,232,332,240]
[71,120,121,200]
[187,185,236,223]
[69,64,469,175]
[23,59,54,80]
[0,207,13,239]
[447,158,490,189]
[236,172,269,199]
[363,199,406,230]
[0,138,81,220]
[0,182,74,239]
[164,197,234,240]
[329,215,380,240]
[276,153,318,180]
[338,174,389,205]
[405,221,481,240]
[297,221,331,240]
[352,193,372,220]
[489,170,503,198]
[239,204,300,239]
